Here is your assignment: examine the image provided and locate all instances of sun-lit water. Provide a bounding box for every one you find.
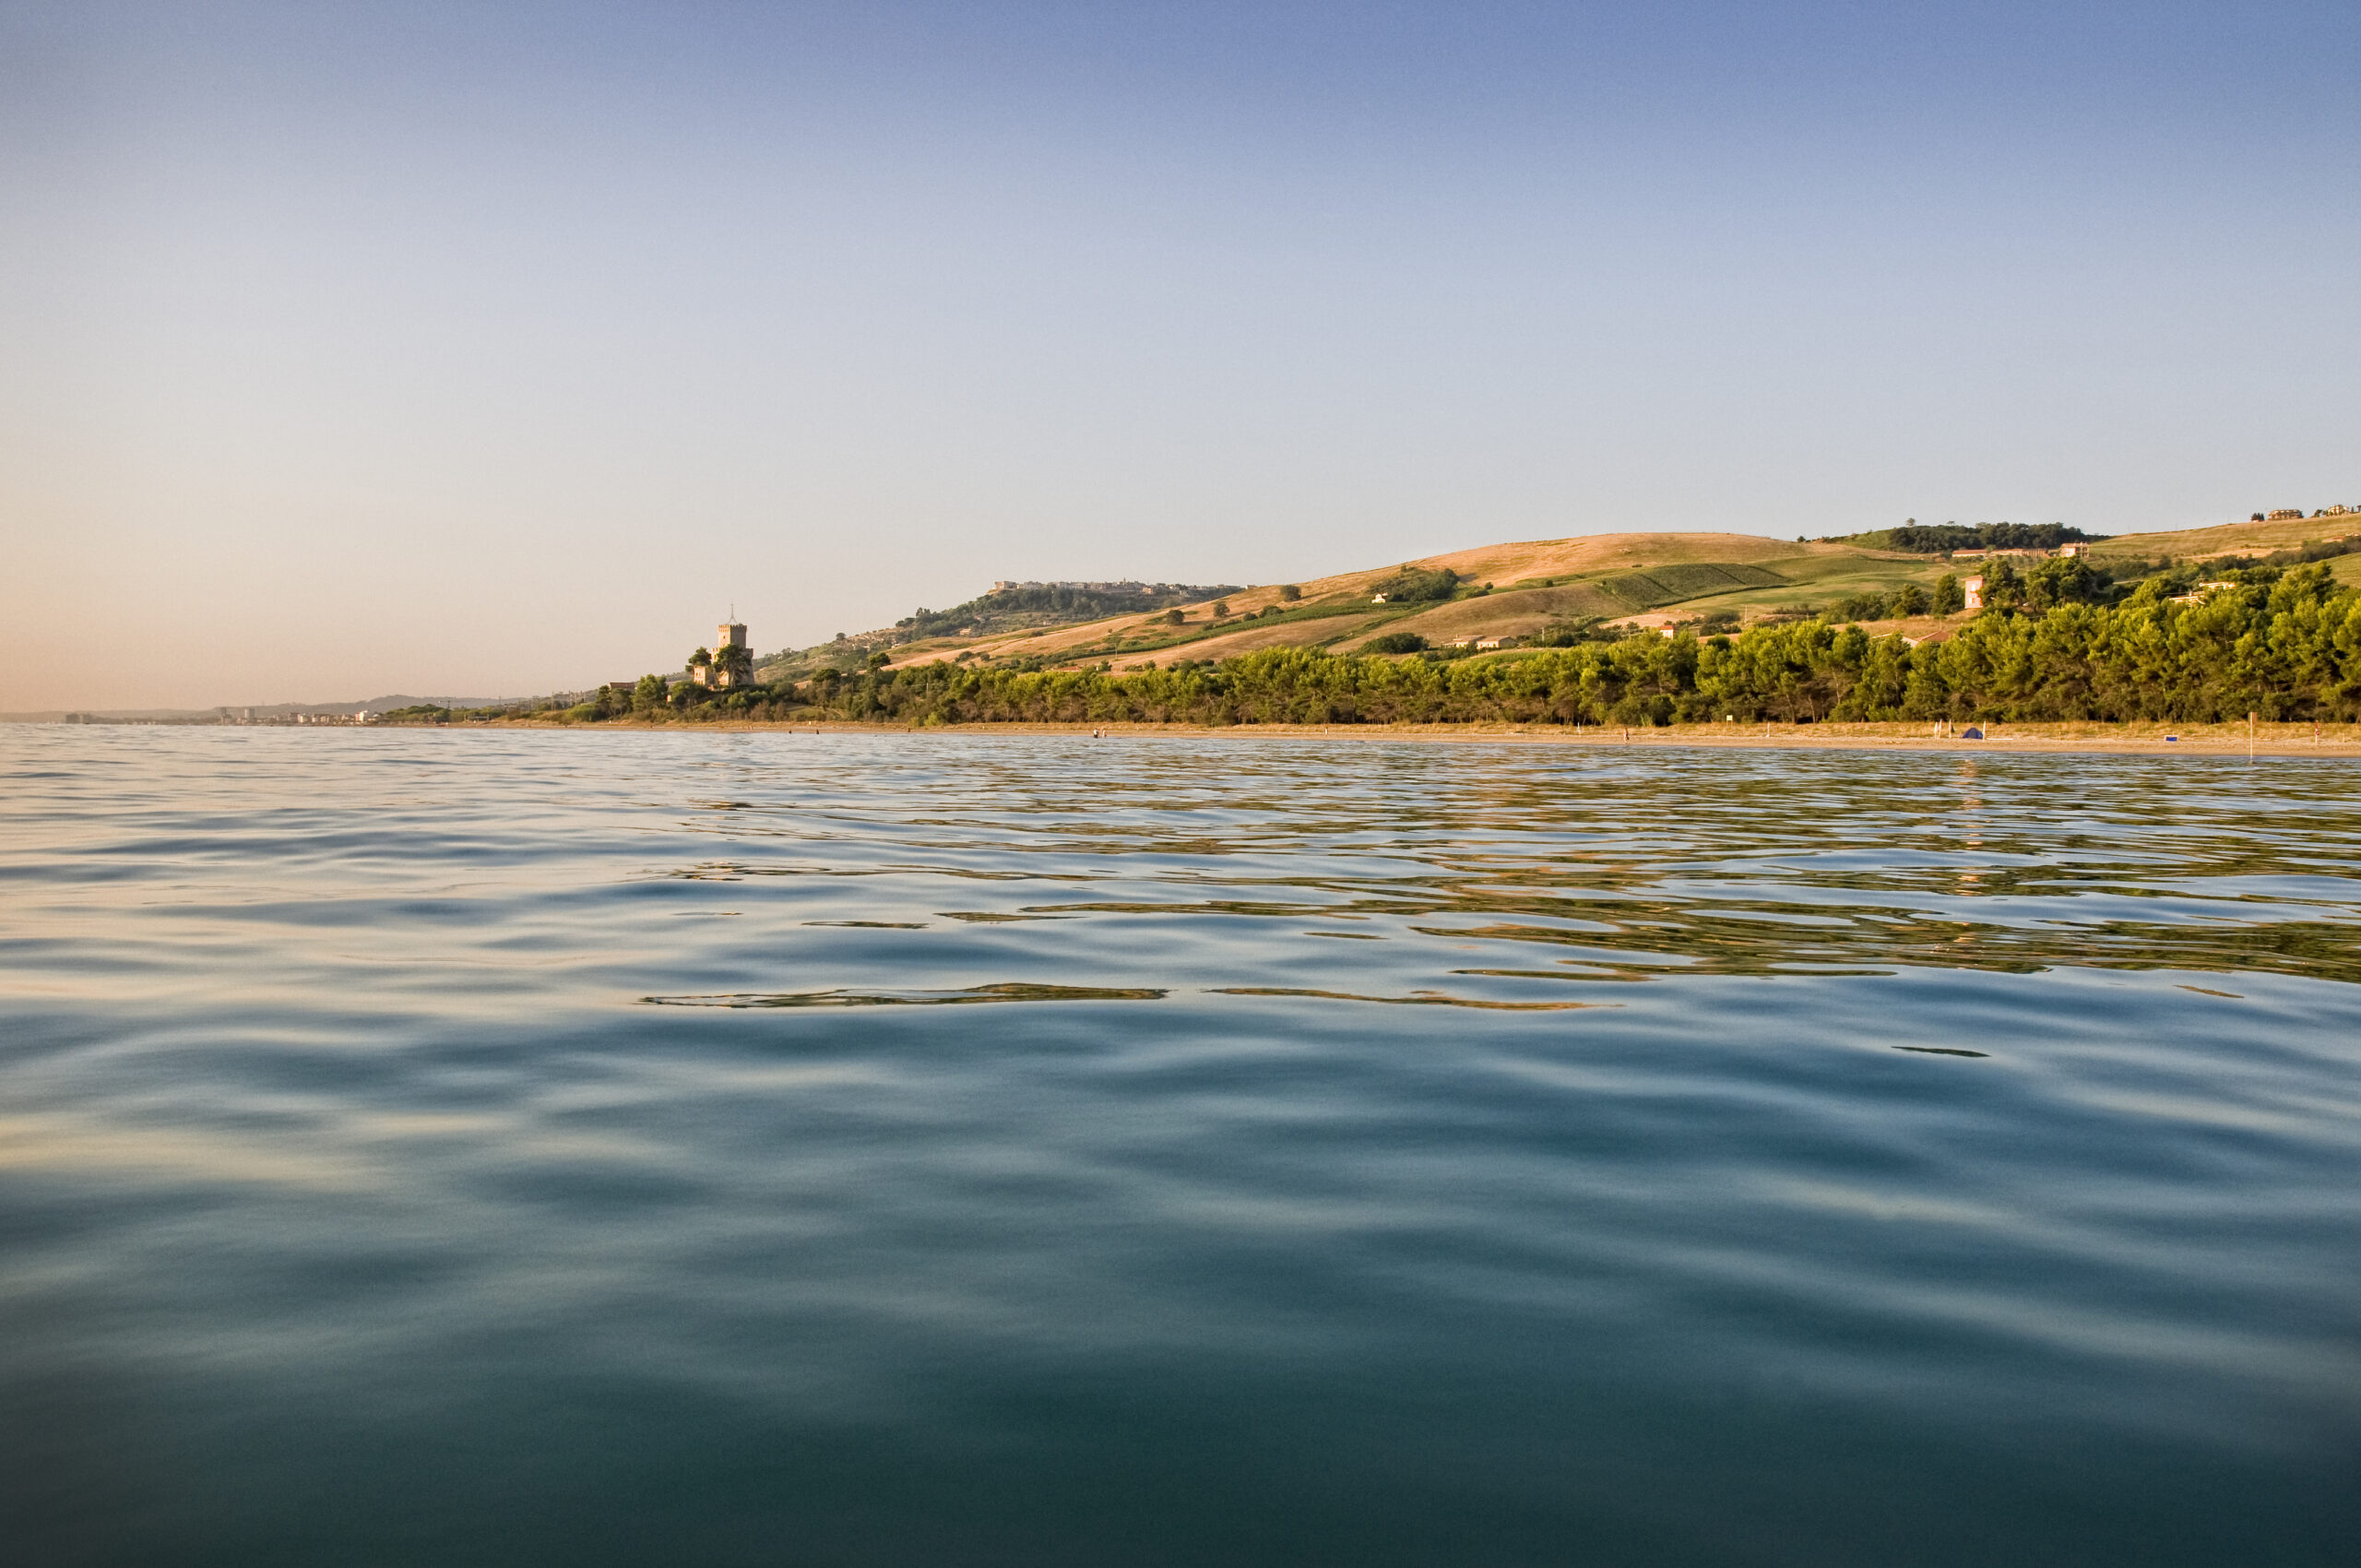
[4,727,2357,1566]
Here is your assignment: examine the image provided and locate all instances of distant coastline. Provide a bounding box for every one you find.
[29,513,2359,727]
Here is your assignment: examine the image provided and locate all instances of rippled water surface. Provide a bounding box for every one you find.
[5,728,2358,1566]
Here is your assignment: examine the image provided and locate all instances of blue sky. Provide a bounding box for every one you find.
[3,1,2355,707]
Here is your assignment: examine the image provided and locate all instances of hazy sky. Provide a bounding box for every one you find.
[4,1,2355,709]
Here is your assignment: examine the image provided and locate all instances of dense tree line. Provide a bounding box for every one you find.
[594,562,2356,728]
[1838,521,2100,554]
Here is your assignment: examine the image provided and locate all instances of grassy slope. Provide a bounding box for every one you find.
[894,533,1909,671]
[879,513,2359,674]
[2093,514,2360,563]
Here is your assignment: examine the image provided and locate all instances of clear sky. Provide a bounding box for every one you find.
[3,1,2355,709]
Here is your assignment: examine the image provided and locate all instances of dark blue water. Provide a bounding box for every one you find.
[4,728,2357,1566]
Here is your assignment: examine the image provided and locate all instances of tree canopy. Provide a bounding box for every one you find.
[1833,522,2102,554]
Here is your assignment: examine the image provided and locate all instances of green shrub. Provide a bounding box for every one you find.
[1827,592,1889,623]
[1366,566,1459,602]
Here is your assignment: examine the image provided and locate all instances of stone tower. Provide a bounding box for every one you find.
[711,620,749,689]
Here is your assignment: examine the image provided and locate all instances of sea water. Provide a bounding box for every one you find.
[3,727,2356,1566]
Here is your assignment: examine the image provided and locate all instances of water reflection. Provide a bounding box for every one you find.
[2,730,2357,1568]
[646,982,1168,1008]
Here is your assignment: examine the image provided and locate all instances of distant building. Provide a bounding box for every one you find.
[1963,576,1986,611]
[2057,542,2090,559]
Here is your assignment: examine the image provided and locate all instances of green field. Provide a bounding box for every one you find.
[1594,563,1788,610]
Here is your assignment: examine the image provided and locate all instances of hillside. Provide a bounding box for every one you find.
[2092,510,2358,563]
[754,580,1238,680]
[750,505,2356,680]
[883,531,1958,671]
[383,503,2361,731]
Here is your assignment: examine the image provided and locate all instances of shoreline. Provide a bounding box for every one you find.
[441,718,2361,758]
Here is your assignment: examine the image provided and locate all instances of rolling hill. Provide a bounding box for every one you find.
[2091,512,2360,563]
[762,504,2358,679]
[879,531,1954,671]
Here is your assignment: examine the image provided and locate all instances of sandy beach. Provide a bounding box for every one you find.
[490,717,2361,758]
